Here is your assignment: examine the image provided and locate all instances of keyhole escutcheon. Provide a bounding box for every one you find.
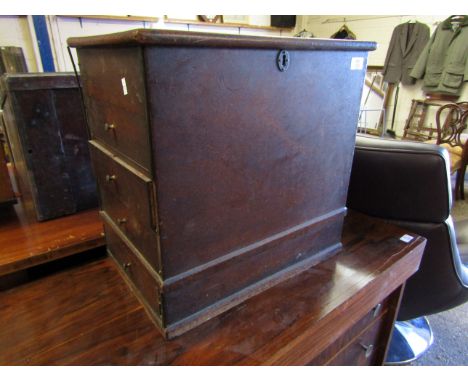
[277,50,290,72]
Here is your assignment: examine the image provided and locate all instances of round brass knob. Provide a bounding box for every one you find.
[104,123,115,131]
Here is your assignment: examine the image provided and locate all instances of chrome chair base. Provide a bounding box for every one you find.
[385,316,434,365]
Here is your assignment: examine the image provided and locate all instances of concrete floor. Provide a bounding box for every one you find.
[411,301,468,365]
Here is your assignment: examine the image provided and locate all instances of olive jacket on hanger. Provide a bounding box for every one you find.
[383,21,430,85]
[411,16,468,95]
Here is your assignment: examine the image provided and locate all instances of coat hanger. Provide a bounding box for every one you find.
[342,24,356,39]
[448,15,466,25]
[295,29,314,38]
[448,15,465,31]
[331,19,356,40]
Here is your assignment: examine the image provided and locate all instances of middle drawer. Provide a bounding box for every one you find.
[89,140,161,273]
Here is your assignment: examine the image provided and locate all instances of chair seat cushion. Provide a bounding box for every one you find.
[441,143,463,157]
[425,139,462,173]
[447,151,462,173]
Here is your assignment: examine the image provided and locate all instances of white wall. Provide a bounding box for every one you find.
[48,15,294,72]
[0,15,293,75]
[5,14,465,138]
[48,16,152,72]
[0,16,38,72]
[297,15,468,137]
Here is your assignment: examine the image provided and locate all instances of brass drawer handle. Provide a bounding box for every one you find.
[104,123,116,131]
[105,174,117,182]
[372,303,382,318]
[117,218,127,225]
[360,343,374,358]
[122,262,132,270]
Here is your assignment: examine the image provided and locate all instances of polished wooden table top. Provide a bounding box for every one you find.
[0,211,425,365]
[0,202,105,276]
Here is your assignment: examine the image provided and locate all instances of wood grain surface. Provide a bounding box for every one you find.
[0,211,425,365]
[0,203,105,276]
[67,28,377,51]
[74,31,375,334]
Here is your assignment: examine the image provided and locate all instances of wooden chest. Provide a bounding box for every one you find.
[68,29,376,338]
[0,73,98,221]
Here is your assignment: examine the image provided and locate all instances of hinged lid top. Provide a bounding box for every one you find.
[67,28,377,51]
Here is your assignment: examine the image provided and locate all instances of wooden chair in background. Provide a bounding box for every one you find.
[435,103,468,200]
[403,99,443,141]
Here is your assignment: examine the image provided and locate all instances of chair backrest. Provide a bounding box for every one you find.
[457,101,468,111]
[436,103,468,148]
[347,134,468,320]
[347,135,452,224]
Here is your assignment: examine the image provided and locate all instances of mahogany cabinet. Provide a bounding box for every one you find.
[68,29,376,338]
[0,73,98,221]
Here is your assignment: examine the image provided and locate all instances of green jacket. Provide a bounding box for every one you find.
[411,16,468,95]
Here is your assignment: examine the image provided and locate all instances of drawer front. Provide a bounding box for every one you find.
[90,141,161,272]
[78,46,151,172]
[105,221,163,323]
[327,315,387,366]
[308,298,389,365]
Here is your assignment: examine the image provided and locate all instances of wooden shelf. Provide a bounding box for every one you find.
[58,15,159,23]
[164,17,293,31]
[57,15,293,34]
[0,202,105,276]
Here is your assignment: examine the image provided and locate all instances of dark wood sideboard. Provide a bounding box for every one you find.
[68,29,377,338]
[0,212,426,365]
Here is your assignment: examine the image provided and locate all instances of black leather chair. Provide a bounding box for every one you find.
[347,134,468,365]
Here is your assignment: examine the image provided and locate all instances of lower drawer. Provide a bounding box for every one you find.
[327,314,387,366]
[307,297,390,365]
[104,221,163,325]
